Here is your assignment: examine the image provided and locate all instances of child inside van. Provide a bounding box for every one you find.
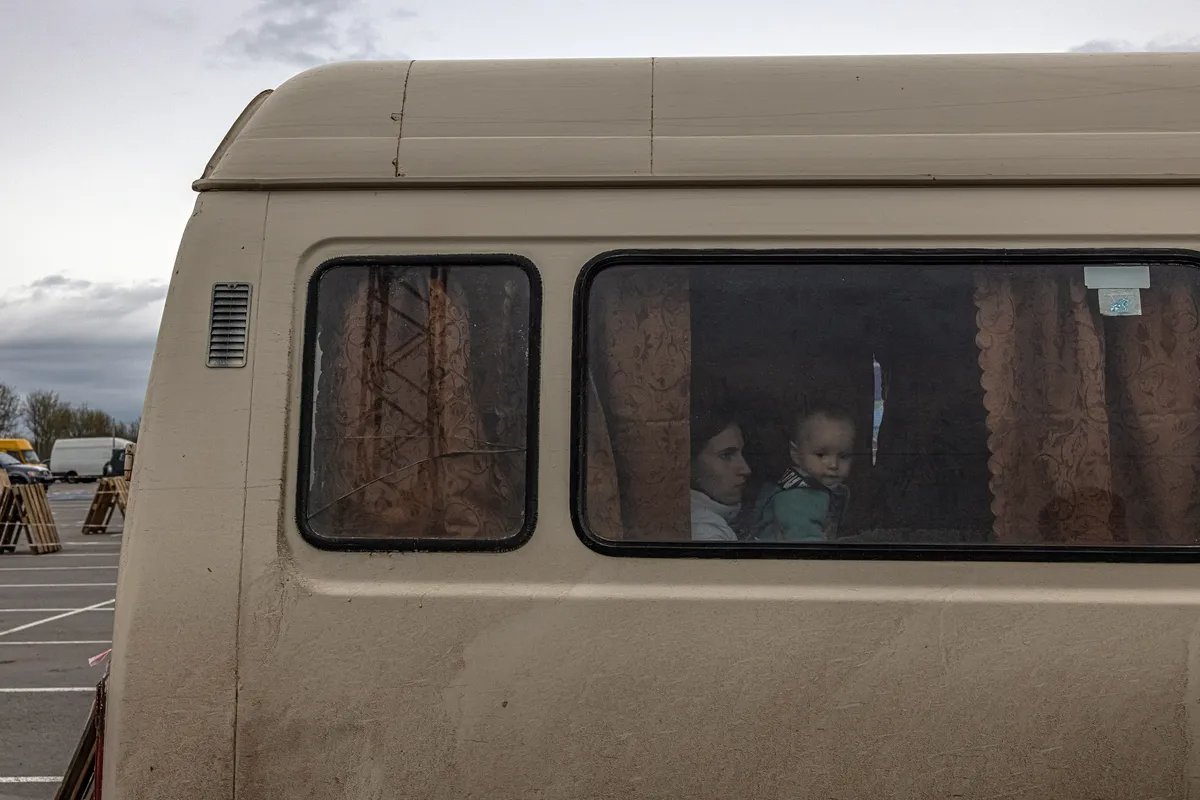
[752,404,855,541]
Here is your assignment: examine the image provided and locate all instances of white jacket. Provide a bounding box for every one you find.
[690,489,740,542]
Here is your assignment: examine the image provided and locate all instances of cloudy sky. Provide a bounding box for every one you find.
[3,0,1200,424]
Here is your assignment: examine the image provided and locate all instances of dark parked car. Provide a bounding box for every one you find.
[103,447,126,478]
[0,452,54,485]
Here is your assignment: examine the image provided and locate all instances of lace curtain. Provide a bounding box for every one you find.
[307,266,527,540]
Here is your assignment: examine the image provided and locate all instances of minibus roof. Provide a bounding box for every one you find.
[196,53,1200,189]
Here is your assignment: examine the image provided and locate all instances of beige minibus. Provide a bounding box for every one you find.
[103,54,1200,798]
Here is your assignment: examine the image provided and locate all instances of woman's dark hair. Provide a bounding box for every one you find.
[690,390,741,461]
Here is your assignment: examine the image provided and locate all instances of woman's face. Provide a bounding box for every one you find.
[691,423,751,505]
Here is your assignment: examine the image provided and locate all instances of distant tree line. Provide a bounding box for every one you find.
[0,383,139,457]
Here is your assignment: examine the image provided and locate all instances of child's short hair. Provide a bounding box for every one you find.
[790,402,855,443]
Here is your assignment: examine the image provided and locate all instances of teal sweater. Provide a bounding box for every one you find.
[752,467,849,542]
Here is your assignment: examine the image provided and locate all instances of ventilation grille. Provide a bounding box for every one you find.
[207,283,252,368]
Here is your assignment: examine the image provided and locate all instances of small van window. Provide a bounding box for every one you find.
[576,252,1200,556]
[301,260,538,548]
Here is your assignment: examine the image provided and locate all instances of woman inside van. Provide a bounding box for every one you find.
[689,400,751,542]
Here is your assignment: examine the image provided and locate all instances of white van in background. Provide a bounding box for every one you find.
[50,437,134,481]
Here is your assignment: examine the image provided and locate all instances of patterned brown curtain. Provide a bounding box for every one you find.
[975,270,1118,543]
[975,267,1200,545]
[1107,272,1200,543]
[308,267,525,540]
[585,268,691,541]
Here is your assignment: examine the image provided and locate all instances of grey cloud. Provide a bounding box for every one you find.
[1071,39,1134,53]
[0,279,166,341]
[137,4,199,31]
[218,0,410,67]
[1071,36,1200,53]
[21,274,96,303]
[0,339,155,424]
[29,275,74,288]
[73,284,167,313]
[260,0,357,13]
[0,278,166,422]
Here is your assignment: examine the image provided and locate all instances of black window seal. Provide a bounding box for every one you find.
[297,254,542,552]
[570,247,1200,563]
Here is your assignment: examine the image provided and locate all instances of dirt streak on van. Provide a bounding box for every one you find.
[105,54,1200,799]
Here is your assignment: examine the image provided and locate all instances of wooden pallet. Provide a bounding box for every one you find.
[82,477,128,535]
[14,484,62,553]
[0,486,19,553]
[0,483,62,554]
[112,476,129,513]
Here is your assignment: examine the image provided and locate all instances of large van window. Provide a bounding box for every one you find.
[576,253,1200,555]
[302,260,538,548]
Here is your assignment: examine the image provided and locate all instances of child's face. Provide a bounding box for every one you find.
[789,413,855,488]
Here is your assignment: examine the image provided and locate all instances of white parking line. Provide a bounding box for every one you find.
[0,566,118,571]
[0,599,115,638]
[0,687,93,693]
[0,553,121,558]
[0,640,111,646]
[0,608,114,613]
[0,776,61,783]
[0,583,116,588]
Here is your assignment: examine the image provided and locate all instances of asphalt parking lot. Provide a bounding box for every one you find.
[0,482,121,800]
